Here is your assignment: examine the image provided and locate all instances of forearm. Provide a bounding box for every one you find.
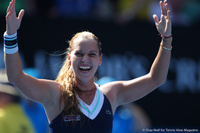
[149,37,172,85]
[3,30,23,84]
[150,0,172,85]
[4,52,23,84]
[4,0,25,83]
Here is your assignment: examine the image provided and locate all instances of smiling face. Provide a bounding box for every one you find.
[67,32,102,83]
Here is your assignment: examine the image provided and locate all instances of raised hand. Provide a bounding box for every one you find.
[153,0,171,37]
[6,0,24,35]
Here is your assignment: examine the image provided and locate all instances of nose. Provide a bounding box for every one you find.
[82,55,89,63]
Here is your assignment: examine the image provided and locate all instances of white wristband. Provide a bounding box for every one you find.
[4,45,19,54]
[4,32,17,39]
[3,31,18,54]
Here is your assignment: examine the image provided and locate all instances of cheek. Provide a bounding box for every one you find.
[71,57,81,71]
[71,62,78,75]
[71,59,78,68]
[92,59,101,69]
[70,55,79,63]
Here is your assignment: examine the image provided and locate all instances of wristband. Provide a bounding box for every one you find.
[158,34,172,39]
[3,32,18,54]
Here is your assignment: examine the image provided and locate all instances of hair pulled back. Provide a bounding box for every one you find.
[56,31,102,120]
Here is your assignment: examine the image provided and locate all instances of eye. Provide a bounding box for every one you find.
[89,53,97,57]
[75,52,83,57]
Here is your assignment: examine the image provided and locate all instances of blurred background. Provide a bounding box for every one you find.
[0,0,200,132]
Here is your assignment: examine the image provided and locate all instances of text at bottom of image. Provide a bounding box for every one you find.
[142,128,199,132]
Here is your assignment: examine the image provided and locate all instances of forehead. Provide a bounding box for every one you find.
[72,38,99,51]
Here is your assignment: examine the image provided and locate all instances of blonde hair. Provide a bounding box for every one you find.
[56,31,102,120]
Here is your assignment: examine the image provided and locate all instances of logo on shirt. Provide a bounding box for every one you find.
[106,110,112,115]
[64,114,81,122]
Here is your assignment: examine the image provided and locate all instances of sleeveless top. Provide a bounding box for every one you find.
[49,85,113,133]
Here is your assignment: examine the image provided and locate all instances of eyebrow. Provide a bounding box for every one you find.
[89,50,98,53]
[75,50,98,53]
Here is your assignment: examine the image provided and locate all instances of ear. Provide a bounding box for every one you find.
[98,53,103,66]
[67,53,71,65]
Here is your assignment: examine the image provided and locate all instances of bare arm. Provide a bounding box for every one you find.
[4,0,58,106]
[101,0,172,111]
[5,52,58,105]
[117,37,172,104]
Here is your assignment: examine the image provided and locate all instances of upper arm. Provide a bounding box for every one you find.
[117,74,159,104]
[12,72,60,106]
[101,73,160,111]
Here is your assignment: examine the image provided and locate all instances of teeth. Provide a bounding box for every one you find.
[79,66,91,70]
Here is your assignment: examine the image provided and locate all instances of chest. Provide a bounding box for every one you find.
[49,95,113,133]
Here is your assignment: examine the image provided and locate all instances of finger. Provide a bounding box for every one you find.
[165,3,171,19]
[167,10,171,21]
[160,14,165,23]
[165,3,169,12]
[7,2,12,13]
[5,12,11,20]
[160,1,165,15]
[164,0,167,5]
[7,0,15,13]
[166,10,172,33]
[164,0,170,13]
[10,2,15,13]
[9,0,16,14]
[18,9,25,21]
[153,14,159,24]
[164,0,169,15]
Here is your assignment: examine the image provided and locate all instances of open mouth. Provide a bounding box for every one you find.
[79,66,92,71]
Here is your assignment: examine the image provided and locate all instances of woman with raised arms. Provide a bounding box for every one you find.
[4,0,172,132]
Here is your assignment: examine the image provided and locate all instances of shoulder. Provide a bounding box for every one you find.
[99,81,123,94]
[35,79,61,110]
[98,81,123,111]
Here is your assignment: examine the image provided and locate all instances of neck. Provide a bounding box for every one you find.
[75,81,96,105]
[75,77,96,92]
[76,82,96,95]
